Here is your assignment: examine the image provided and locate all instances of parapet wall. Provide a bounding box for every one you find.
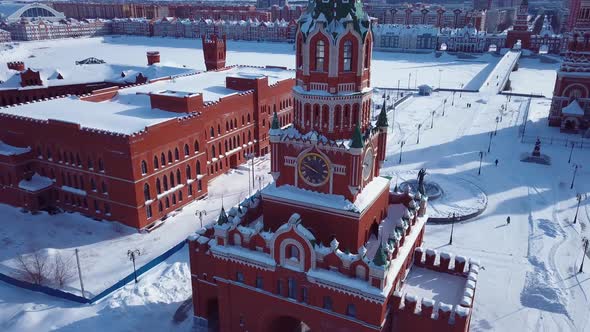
[391,247,479,332]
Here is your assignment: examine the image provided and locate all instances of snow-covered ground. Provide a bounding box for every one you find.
[1,37,586,332]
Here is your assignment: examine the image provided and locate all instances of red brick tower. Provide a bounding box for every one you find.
[146,51,160,65]
[568,0,590,33]
[202,34,227,71]
[548,29,590,132]
[506,0,531,49]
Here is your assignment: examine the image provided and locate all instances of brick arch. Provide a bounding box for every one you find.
[272,227,315,272]
[260,311,315,332]
[562,83,589,99]
[337,32,361,73]
[308,31,331,72]
[350,259,370,281]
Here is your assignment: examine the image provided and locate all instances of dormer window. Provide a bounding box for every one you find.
[315,40,325,72]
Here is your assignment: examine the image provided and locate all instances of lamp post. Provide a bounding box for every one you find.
[580,237,589,273]
[417,124,422,144]
[449,213,456,245]
[431,110,435,129]
[571,164,580,189]
[459,83,463,97]
[195,209,207,229]
[391,104,396,134]
[442,99,447,116]
[487,131,493,153]
[408,72,412,89]
[478,151,484,175]
[127,249,141,284]
[568,142,575,164]
[452,91,456,106]
[399,140,405,164]
[397,79,400,99]
[494,116,500,136]
[574,193,583,224]
[246,152,256,195]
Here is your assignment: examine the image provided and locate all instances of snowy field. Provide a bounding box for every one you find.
[0,36,556,93]
[1,37,588,332]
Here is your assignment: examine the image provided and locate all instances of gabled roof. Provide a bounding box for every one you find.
[563,99,585,116]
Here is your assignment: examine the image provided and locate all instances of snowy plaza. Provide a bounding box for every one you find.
[0,36,589,332]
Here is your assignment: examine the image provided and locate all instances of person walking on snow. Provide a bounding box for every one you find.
[506,216,511,225]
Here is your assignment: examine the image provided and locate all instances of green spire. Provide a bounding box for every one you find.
[350,124,364,149]
[271,111,280,130]
[372,242,388,266]
[376,99,388,128]
[217,207,228,225]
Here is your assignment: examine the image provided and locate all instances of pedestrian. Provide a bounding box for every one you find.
[495,159,499,166]
[506,216,511,224]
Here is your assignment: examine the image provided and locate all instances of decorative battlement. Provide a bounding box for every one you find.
[7,61,25,71]
[147,51,160,65]
[189,188,428,303]
[391,247,479,332]
[202,34,227,71]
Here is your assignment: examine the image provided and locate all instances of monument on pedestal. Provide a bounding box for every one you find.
[521,137,551,165]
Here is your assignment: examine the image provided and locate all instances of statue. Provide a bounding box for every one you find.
[532,137,541,157]
[417,168,426,196]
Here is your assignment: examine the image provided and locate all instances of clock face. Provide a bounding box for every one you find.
[363,148,374,180]
[298,153,330,187]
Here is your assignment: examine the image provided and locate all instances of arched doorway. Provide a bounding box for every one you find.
[206,298,220,331]
[266,316,312,332]
[369,220,379,240]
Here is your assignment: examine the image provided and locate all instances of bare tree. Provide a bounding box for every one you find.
[17,251,49,285]
[53,253,74,288]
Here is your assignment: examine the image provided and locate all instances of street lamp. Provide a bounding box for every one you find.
[397,79,401,99]
[452,91,456,106]
[431,110,435,129]
[246,152,256,195]
[571,164,581,189]
[408,72,412,89]
[494,116,500,136]
[449,213,456,245]
[442,99,447,116]
[417,124,422,144]
[568,142,575,164]
[459,83,464,97]
[195,209,207,229]
[487,131,493,153]
[478,151,483,175]
[127,249,141,284]
[574,193,584,224]
[399,140,405,164]
[580,237,589,273]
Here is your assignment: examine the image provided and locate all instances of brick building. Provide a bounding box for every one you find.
[0,29,11,42]
[4,18,111,41]
[548,8,590,133]
[188,0,479,331]
[0,46,295,230]
[505,0,531,49]
[438,26,506,52]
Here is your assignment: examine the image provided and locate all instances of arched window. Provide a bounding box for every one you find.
[153,156,159,169]
[87,157,93,169]
[144,183,150,201]
[226,121,230,131]
[172,193,176,205]
[156,179,161,194]
[141,160,147,175]
[158,201,163,212]
[248,131,252,142]
[346,304,356,318]
[178,190,183,201]
[174,148,179,161]
[76,154,81,166]
[196,161,201,175]
[194,140,200,153]
[168,151,173,164]
[165,197,170,208]
[233,233,242,246]
[210,127,214,138]
[176,169,181,185]
[101,182,107,194]
[98,158,104,172]
[315,40,325,72]
[90,178,96,191]
[160,153,165,166]
[225,140,229,152]
[211,146,216,158]
[184,144,190,156]
[287,245,300,261]
[364,41,370,69]
[355,265,366,280]
[186,165,192,180]
[343,40,353,71]
[46,148,52,160]
[163,175,168,191]
[217,124,221,135]
[242,115,245,124]
[170,172,175,187]
[247,113,251,123]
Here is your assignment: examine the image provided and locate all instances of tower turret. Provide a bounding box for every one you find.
[202,34,226,71]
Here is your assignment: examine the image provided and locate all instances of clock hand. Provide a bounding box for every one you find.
[303,163,320,174]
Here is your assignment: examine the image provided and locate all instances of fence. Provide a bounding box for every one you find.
[521,135,590,149]
[0,239,188,304]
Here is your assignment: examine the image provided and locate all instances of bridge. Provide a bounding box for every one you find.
[479,50,522,95]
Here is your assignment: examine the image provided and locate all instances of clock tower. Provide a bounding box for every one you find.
[263,0,390,252]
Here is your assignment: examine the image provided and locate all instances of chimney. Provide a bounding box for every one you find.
[7,61,25,71]
[147,51,160,66]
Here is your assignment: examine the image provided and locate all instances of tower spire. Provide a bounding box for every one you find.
[376,99,389,128]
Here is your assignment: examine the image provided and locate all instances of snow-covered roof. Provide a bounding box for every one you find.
[0,63,192,91]
[18,173,53,192]
[262,176,390,214]
[0,140,30,156]
[401,266,467,305]
[0,66,294,135]
[563,99,585,116]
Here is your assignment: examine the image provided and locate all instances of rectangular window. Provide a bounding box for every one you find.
[236,271,244,283]
[146,205,152,218]
[288,278,296,299]
[188,184,193,196]
[315,41,325,72]
[256,275,263,289]
[301,287,308,303]
[323,296,333,311]
[277,279,283,296]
